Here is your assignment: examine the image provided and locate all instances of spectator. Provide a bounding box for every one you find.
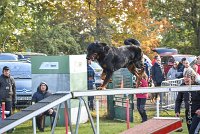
[151,55,160,66]
[176,57,186,78]
[175,69,200,134]
[193,56,200,75]
[167,61,179,80]
[87,59,96,111]
[0,66,16,132]
[144,59,150,79]
[183,60,196,78]
[151,57,165,102]
[136,72,148,123]
[151,57,165,87]
[32,82,56,132]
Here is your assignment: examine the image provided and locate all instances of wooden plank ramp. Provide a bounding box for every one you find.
[121,117,182,134]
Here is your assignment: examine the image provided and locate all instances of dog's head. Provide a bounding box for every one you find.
[86,42,109,60]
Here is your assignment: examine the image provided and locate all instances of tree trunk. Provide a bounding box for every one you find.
[95,0,100,41]
[197,27,200,55]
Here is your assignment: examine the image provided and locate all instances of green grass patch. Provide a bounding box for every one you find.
[11,109,188,134]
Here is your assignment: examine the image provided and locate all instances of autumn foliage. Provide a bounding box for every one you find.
[0,0,172,57]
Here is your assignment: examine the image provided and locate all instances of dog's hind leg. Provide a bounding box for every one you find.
[128,64,144,88]
[98,71,113,90]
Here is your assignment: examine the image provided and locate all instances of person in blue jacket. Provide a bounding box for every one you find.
[151,57,165,102]
[32,82,56,132]
[87,59,96,111]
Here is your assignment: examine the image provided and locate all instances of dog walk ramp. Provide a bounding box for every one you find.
[0,92,72,133]
[121,117,182,134]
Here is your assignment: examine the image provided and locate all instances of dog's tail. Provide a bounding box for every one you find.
[124,38,140,46]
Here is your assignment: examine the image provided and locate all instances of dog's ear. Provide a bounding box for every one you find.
[99,43,107,46]
[99,43,110,52]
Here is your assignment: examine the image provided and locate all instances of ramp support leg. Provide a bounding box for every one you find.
[81,97,97,134]
[32,116,37,134]
[32,102,37,134]
[75,97,82,134]
[51,103,62,134]
[156,99,160,117]
[64,100,74,134]
[96,99,99,134]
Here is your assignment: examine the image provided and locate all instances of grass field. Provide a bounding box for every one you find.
[11,108,188,134]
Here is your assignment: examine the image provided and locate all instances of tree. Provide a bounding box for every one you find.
[0,0,21,52]
[52,0,171,57]
[0,0,172,57]
[149,0,200,55]
[24,24,82,55]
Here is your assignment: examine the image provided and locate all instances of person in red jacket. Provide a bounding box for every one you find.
[193,56,200,75]
[151,55,160,66]
[136,72,148,122]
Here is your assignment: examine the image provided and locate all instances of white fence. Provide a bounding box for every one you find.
[161,78,184,109]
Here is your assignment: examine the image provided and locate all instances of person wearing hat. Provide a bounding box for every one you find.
[32,82,56,132]
[0,66,16,117]
[167,61,179,80]
[175,69,200,134]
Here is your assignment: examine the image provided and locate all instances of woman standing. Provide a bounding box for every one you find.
[136,72,148,123]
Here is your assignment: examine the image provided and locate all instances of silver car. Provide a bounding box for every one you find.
[90,61,103,88]
[0,61,32,108]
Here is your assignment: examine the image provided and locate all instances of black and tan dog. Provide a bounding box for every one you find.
[86,38,144,90]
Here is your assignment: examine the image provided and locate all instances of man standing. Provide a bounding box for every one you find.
[87,59,96,111]
[0,66,16,118]
[151,57,165,101]
[151,57,165,87]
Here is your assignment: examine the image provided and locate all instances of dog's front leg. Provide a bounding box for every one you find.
[101,70,113,82]
[97,71,113,90]
[100,70,106,80]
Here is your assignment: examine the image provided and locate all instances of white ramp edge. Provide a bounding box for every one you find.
[0,93,72,133]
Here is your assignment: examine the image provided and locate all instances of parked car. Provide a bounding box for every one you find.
[0,61,32,108]
[152,47,178,56]
[0,53,18,61]
[90,61,103,88]
[15,52,47,60]
[160,54,196,75]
